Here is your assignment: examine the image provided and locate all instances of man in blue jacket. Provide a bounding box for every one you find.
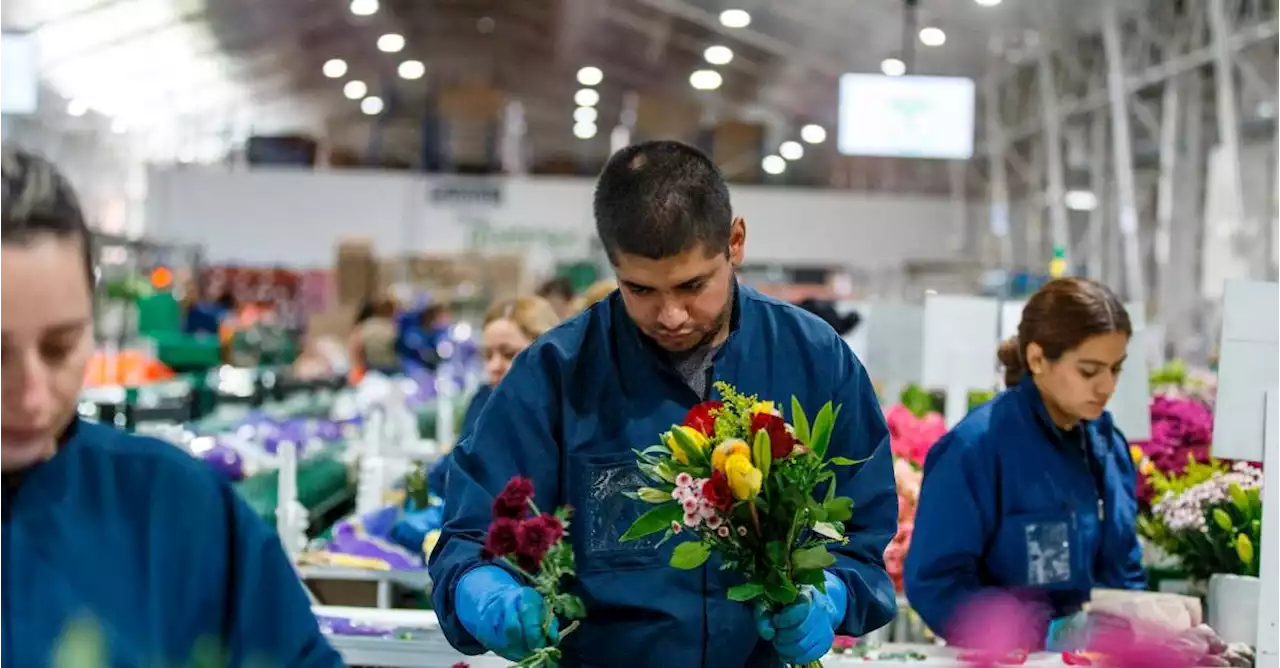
[429,141,898,667]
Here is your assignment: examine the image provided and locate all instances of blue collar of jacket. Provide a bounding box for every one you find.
[1015,375,1110,448]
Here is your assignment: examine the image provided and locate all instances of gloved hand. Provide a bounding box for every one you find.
[388,506,444,554]
[755,573,848,664]
[457,566,559,661]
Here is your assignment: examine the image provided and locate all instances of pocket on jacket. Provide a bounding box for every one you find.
[991,509,1083,590]
[574,452,663,571]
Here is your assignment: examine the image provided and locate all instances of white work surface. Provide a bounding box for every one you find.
[315,606,1069,668]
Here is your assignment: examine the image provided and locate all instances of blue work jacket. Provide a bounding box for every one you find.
[430,285,898,668]
[904,376,1147,644]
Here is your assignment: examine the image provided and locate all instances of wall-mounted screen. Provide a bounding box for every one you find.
[837,74,976,160]
[2,32,38,115]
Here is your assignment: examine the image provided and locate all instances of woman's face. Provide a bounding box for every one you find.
[1,237,95,472]
[481,318,532,387]
[1028,331,1129,426]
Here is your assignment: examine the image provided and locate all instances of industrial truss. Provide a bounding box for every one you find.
[978,0,1278,361]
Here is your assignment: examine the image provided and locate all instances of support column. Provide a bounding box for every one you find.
[1036,45,1071,260]
[1085,110,1109,282]
[983,71,1014,272]
[1026,141,1045,272]
[1207,0,1254,275]
[1154,73,1180,324]
[1170,68,1206,360]
[1101,0,1147,303]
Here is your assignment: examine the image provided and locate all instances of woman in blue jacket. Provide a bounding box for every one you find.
[0,149,341,667]
[904,277,1147,649]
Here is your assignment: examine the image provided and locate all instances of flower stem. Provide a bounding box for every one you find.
[559,620,580,638]
[748,501,762,536]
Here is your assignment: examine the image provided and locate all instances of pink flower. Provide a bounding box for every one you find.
[706,514,723,529]
[671,521,682,534]
[681,497,699,513]
[675,472,694,488]
[683,512,700,528]
[737,525,748,536]
[717,526,731,538]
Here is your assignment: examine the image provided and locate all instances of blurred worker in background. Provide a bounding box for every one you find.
[391,295,561,554]
[0,147,341,667]
[570,278,618,313]
[905,278,1149,648]
[395,299,451,371]
[794,297,861,338]
[349,295,401,379]
[536,276,577,319]
[430,140,897,667]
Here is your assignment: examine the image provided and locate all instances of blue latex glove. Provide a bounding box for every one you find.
[388,506,444,554]
[457,566,559,661]
[1045,611,1132,652]
[756,573,848,664]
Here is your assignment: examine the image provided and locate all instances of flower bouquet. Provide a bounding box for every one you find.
[885,458,922,592]
[883,404,946,469]
[1132,395,1216,506]
[619,382,864,668]
[478,477,587,668]
[1142,463,1263,580]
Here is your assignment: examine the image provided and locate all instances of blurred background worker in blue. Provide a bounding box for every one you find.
[0,148,342,668]
[390,296,561,552]
[429,140,898,668]
[904,277,1148,649]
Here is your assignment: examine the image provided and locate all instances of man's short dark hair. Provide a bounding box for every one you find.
[1,146,95,287]
[536,276,575,301]
[593,140,733,262]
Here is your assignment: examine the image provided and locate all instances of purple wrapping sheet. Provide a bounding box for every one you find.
[322,509,425,572]
[316,616,432,639]
[198,442,246,481]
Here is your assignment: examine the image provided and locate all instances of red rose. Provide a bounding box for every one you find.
[682,401,723,437]
[701,471,734,511]
[492,476,535,520]
[481,517,521,560]
[750,412,796,459]
[514,514,564,569]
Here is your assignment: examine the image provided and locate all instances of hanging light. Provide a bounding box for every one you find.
[577,66,603,86]
[574,88,600,106]
[719,9,751,28]
[689,70,723,91]
[704,46,734,65]
[344,80,368,100]
[880,58,906,76]
[323,59,348,78]
[574,122,598,139]
[762,155,786,175]
[377,33,405,53]
[800,124,827,144]
[398,60,425,80]
[779,141,804,161]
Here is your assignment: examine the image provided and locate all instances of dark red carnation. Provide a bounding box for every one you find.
[492,476,535,520]
[682,401,723,437]
[701,470,734,511]
[515,514,564,569]
[751,412,796,459]
[481,517,521,560]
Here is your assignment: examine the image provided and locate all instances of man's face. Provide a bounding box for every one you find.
[1,237,95,472]
[612,218,746,352]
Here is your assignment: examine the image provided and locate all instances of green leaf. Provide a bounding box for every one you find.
[812,521,845,540]
[828,455,870,466]
[753,428,772,479]
[621,502,682,542]
[727,582,766,602]
[556,594,588,620]
[653,460,678,483]
[794,568,827,588]
[810,402,835,458]
[766,540,788,566]
[791,545,837,570]
[638,487,674,503]
[806,498,828,522]
[790,396,811,445]
[670,541,711,570]
[764,578,799,606]
[823,497,854,523]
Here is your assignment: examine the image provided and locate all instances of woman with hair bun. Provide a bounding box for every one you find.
[904,277,1151,651]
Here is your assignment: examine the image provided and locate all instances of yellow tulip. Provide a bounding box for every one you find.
[724,453,762,500]
[1129,445,1144,464]
[712,439,751,473]
[665,425,709,464]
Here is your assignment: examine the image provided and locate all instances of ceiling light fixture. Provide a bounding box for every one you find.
[574,88,600,106]
[704,45,734,65]
[323,59,348,78]
[574,106,598,124]
[974,0,1002,6]
[719,9,751,28]
[1064,190,1098,211]
[919,27,947,47]
[574,121,598,139]
[67,99,89,117]
[344,80,368,100]
[349,0,378,16]
[577,66,603,86]
[800,124,826,144]
[762,155,786,175]
[880,57,906,76]
[779,141,804,161]
[689,69,723,91]
[361,96,384,115]
[398,60,425,80]
[377,33,405,53]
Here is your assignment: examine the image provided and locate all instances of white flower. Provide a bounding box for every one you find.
[683,512,701,528]
[718,526,731,538]
[699,501,718,520]
[675,472,694,488]
[671,521,682,534]
[737,525,748,536]
[672,488,687,502]
[682,497,699,513]
[706,514,723,529]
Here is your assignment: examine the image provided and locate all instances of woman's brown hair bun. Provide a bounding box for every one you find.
[997,335,1025,388]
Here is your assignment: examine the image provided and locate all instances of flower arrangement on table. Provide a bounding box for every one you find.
[620,382,863,668]
[1149,360,1218,407]
[476,477,586,668]
[883,404,947,469]
[884,458,923,594]
[1131,395,1216,506]
[1138,462,1263,580]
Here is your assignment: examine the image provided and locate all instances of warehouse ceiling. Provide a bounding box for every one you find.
[0,0,1249,181]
